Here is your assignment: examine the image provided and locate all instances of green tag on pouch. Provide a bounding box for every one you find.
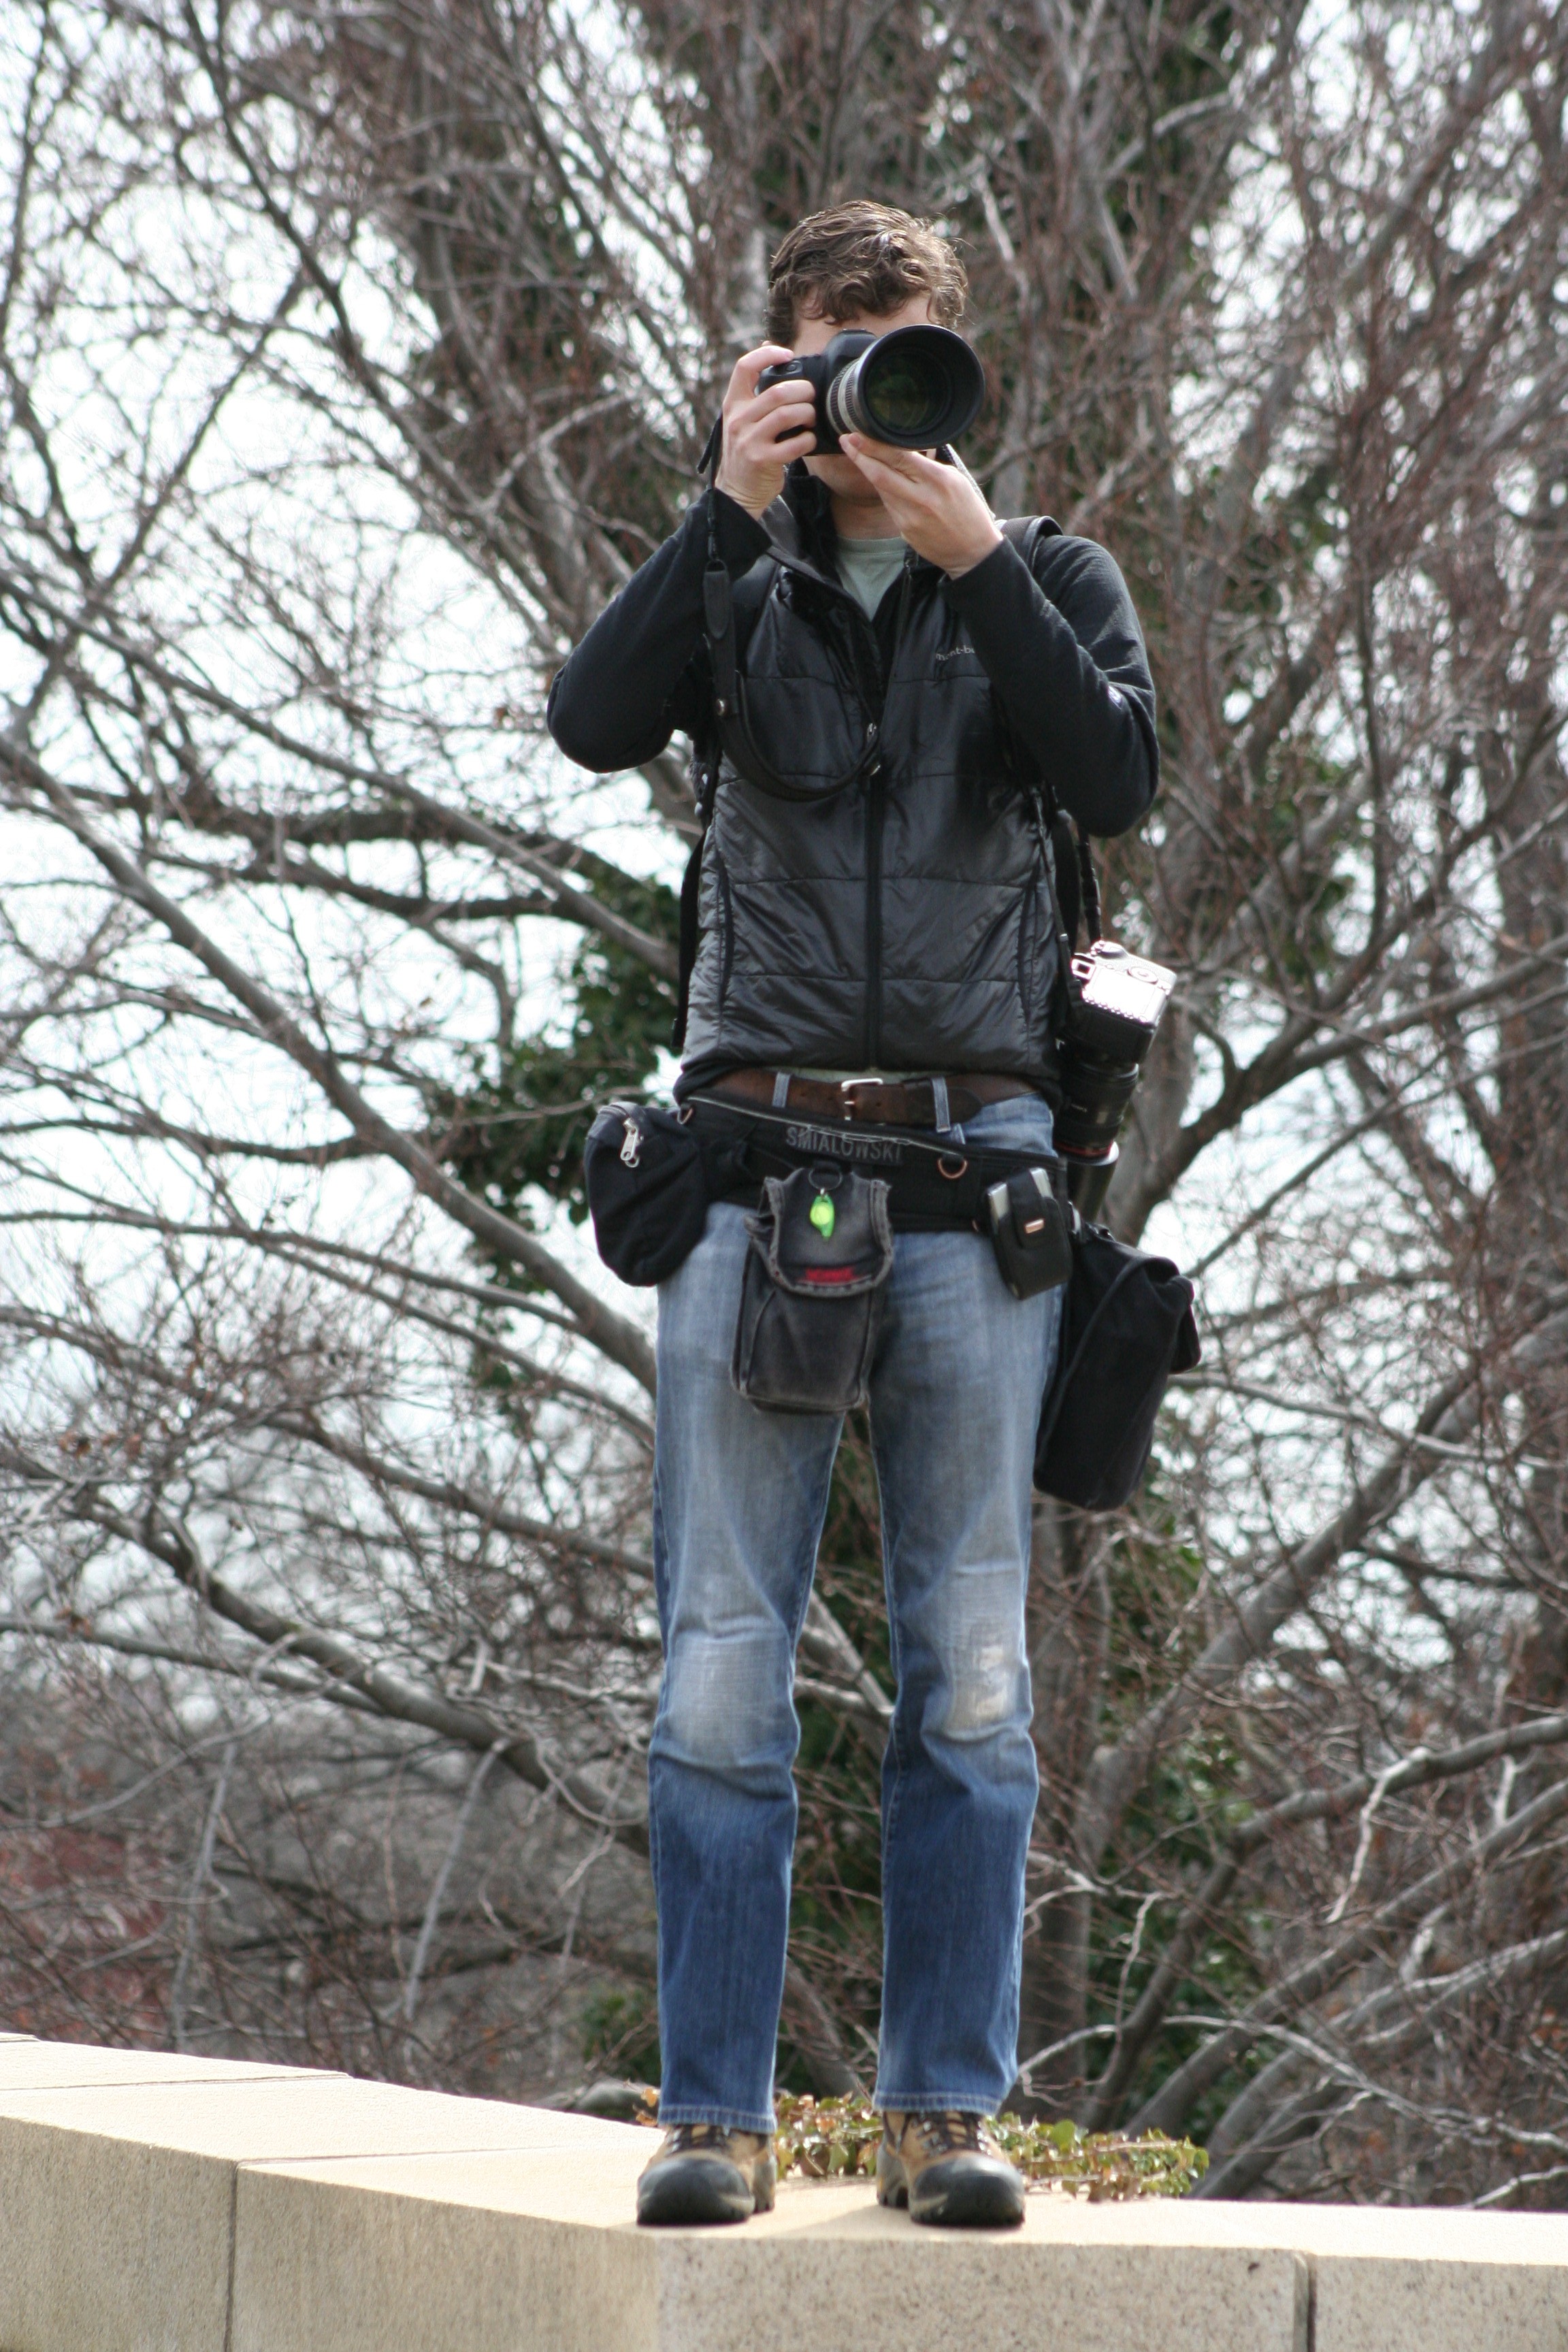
[809,1192,836,1239]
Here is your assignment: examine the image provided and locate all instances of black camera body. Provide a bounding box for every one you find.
[1063,941,1176,1063]
[756,325,985,455]
[1054,943,1177,1219]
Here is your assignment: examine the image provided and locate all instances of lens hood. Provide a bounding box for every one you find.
[758,325,985,455]
[824,324,984,451]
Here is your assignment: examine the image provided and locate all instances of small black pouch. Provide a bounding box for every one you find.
[985,1166,1075,1298]
[732,1166,894,1415]
[583,1102,713,1286]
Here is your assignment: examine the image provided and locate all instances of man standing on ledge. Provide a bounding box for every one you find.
[549,202,1157,2229]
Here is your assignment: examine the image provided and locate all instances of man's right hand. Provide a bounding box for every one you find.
[713,345,818,517]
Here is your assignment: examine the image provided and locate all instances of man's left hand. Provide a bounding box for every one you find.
[838,435,1003,576]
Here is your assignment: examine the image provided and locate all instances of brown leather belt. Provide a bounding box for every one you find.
[708,1068,1041,1129]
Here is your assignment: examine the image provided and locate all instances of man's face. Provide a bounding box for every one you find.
[794,293,934,508]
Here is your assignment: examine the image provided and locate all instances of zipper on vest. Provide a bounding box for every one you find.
[864,732,884,1063]
[863,565,915,1066]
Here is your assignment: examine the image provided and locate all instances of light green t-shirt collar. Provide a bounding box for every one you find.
[834,534,908,621]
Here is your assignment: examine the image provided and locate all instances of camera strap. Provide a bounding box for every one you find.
[671,794,710,1055]
[1029,783,1115,1049]
[991,520,1101,1038]
[672,477,768,1050]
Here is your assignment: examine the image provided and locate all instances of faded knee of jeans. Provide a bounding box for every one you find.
[659,1625,794,1775]
[931,1607,1028,1741]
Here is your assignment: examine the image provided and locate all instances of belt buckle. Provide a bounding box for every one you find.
[836,1078,881,1124]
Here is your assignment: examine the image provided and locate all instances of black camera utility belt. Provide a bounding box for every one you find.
[690,1081,1060,1235]
[582,1085,1198,1512]
[581,1083,1062,1288]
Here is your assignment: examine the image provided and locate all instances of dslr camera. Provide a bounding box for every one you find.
[1055,942,1177,1220]
[757,325,985,455]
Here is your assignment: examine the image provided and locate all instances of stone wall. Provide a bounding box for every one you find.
[0,2036,1562,2349]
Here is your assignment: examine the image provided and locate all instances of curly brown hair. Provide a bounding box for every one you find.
[764,202,967,346]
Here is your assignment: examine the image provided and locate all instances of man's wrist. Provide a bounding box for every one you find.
[705,485,772,577]
[714,476,776,521]
[943,523,1004,579]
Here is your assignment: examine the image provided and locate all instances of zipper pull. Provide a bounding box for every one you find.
[619,1118,643,1169]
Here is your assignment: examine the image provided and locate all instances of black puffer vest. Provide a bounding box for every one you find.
[678,493,1061,1092]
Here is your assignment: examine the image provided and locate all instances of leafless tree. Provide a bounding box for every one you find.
[0,0,1565,2195]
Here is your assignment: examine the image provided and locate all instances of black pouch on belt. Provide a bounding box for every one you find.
[732,1166,894,1414]
[583,1100,748,1286]
[984,1166,1075,1298]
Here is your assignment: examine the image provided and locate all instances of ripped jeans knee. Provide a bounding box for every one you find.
[653,1622,798,1786]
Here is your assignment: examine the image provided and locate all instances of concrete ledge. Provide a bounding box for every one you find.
[233,2151,1309,2352]
[0,2037,1562,2349]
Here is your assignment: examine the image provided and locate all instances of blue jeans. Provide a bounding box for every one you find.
[649,1096,1061,2132]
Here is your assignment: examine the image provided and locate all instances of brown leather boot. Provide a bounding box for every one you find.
[636,2121,777,2225]
[877,2110,1025,2227]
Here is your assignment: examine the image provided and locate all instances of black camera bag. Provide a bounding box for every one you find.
[1035,1226,1200,1509]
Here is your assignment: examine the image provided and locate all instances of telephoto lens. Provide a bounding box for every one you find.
[1062,1141,1119,1225]
[1054,1052,1139,1222]
[1052,941,1178,1220]
[756,325,984,455]
[823,325,984,449]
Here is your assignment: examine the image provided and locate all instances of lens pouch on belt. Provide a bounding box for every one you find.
[583,1102,713,1286]
[984,1166,1075,1299]
[732,1166,894,1415]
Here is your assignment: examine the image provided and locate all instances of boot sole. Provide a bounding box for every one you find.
[877,2153,1025,2230]
[637,2152,776,2227]
[910,2172,1025,2227]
